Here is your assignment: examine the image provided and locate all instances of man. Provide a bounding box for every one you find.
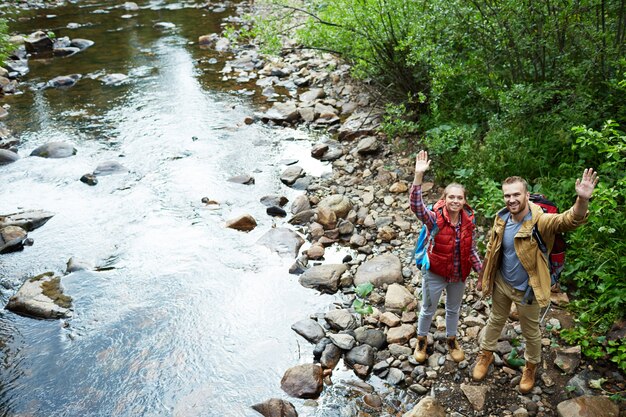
[473,168,598,394]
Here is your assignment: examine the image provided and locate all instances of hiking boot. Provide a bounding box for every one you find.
[413,336,428,363]
[447,336,465,362]
[519,361,538,394]
[472,350,494,381]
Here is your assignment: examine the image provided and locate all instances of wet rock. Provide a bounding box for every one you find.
[198,33,218,47]
[225,214,257,231]
[280,364,323,399]
[319,342,342,369]
[345,344,375,368]
[80,173,98,186]
[263,102,299,123]
[0,210,54,232]
[66,257,93,273]
[299,264,348,293]
[384,283,416,313]
[266,206,287,217]
[251,398,298,417]
[100,73,128,85]
[0,226,28,253]
[566,370,598,397]
[354,253,402,287]
[70,38,95,50]
[93,161,128,176]
[363,393,382,409]
[324,308,357,330]
[0,149,19,165]
[154,22,176,30]
[385,368,405,385]
[555,345,582,374]
[280,166,304,185]
[123,2,140,11]
[403,396,446,417]
[4,58,29,77]
[227,174,255,185]
[6,272,71,319]
[24,31,53,55]
[460,383,489,411]
[556,395,619,417]
[257,228,304,258]
[30,141,77,158]
[260,195,289,208]
[53,47,80,57]
[291,318,325,344]
[46,74,81,88]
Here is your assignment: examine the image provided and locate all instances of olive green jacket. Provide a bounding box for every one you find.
[481,201,588,308]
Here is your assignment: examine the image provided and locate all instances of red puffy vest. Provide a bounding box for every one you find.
[428,199,476,281]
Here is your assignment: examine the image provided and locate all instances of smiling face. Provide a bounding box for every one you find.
[444,185,466,214]
[502,181,530,217]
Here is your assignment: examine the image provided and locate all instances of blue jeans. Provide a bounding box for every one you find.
[417,269,466,337]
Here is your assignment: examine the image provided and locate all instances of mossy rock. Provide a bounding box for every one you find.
[7,272,72,319]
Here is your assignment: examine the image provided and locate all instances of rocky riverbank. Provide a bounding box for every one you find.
[208,2,625,417]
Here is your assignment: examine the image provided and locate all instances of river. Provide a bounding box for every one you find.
[0,1,351,416]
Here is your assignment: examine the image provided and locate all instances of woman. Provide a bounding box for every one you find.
[410,150,483,363]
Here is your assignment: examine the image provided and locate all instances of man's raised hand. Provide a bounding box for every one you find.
[575,168,599,200]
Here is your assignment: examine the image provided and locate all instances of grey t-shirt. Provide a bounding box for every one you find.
[500,211,532,291]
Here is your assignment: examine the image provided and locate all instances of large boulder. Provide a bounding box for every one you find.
[556,395,619,417]
[0,149,19,165]
[6,272,72,319]
[299,264,348,293]
[0,210,54,231]
[280,364,323,399]
[257,228,305,258]
[317,194,352,219]
[251,399,298,417]
[354,253,403,287]
[0,226,29,253]
[30,142,77,158]
[24,31,54,55]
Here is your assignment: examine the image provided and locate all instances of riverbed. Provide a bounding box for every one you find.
[0,1,345,416]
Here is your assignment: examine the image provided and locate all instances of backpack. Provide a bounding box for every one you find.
[529,193,567,288]
[414,202,474,270]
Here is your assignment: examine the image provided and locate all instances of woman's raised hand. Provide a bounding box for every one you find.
[414,150,431,174]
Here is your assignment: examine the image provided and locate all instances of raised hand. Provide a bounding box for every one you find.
[414,150,431,174]
[575,168,599,200]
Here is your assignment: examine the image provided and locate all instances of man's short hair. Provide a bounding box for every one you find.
[502,176,528,193]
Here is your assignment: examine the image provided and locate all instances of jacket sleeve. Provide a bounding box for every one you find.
[537,206,589,235]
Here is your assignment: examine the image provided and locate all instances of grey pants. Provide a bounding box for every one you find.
[417,269,466,337]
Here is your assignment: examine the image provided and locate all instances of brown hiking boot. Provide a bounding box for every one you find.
[519,361,538,394]
[472,350,494,381]
[413,336,428,363]
[447,336,465,362]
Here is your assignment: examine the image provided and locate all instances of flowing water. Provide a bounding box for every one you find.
[0,1,357,416]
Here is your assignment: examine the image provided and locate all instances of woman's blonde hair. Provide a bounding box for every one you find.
[441,182,467,200]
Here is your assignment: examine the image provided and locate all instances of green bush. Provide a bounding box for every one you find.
[558,122,626,371]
